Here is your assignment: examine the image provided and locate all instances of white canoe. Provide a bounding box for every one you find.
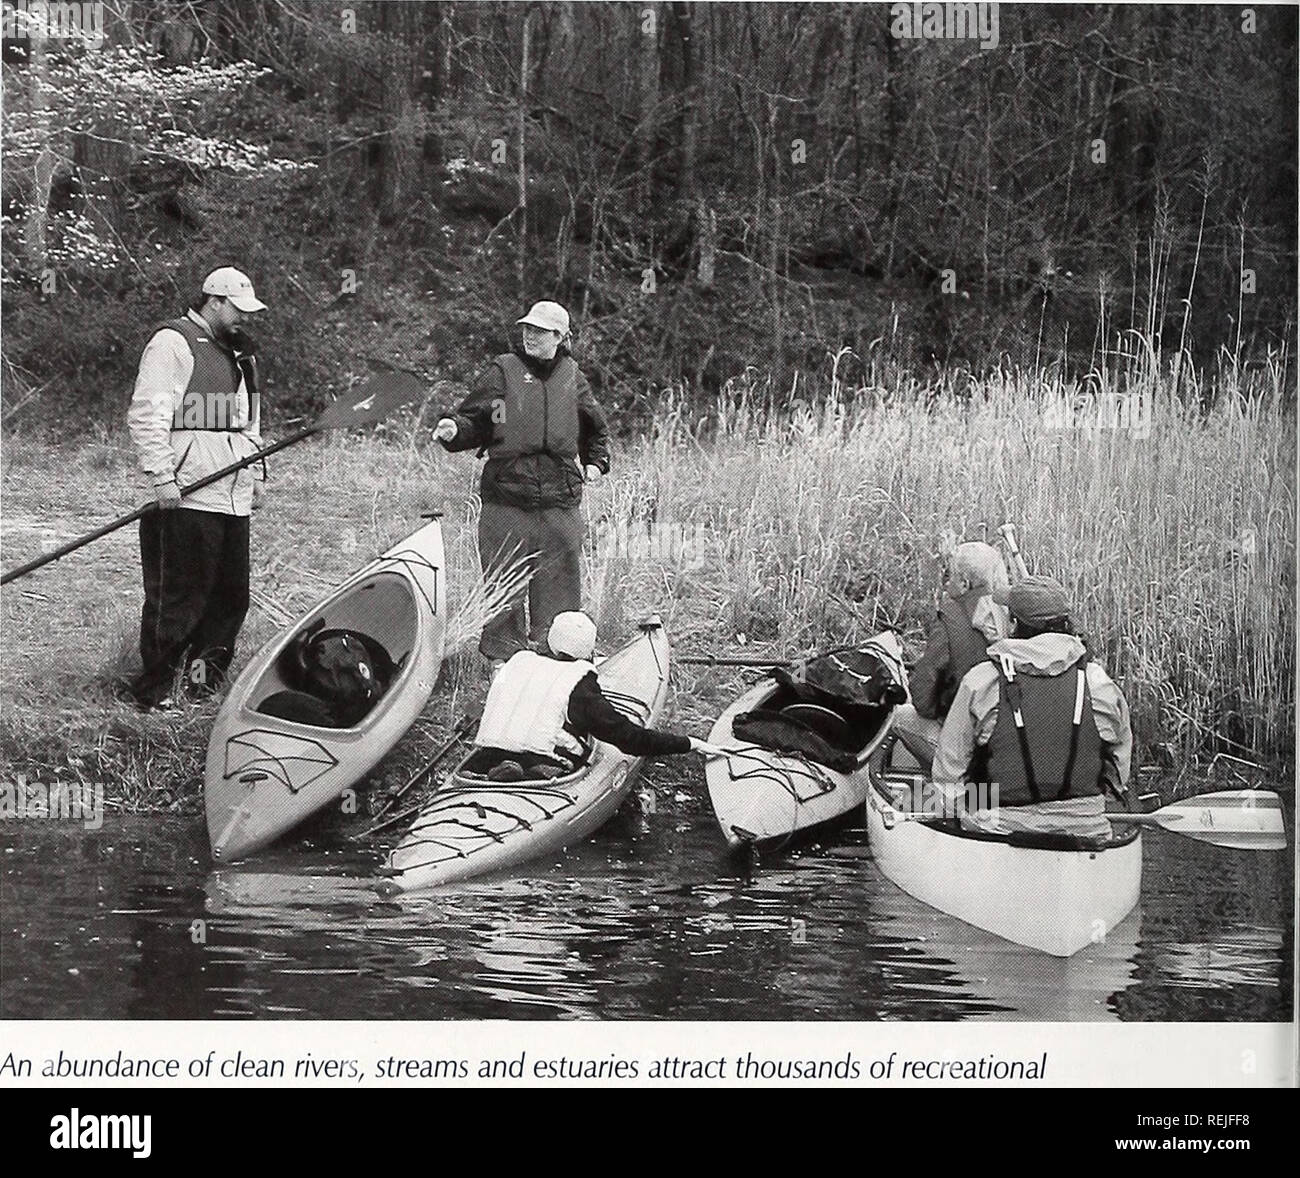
[705,631,905,850]
[205,518,447,862]
[865,735,1142,957]
[381,617,669,891]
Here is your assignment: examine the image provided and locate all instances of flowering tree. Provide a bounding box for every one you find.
[1,41,312,281]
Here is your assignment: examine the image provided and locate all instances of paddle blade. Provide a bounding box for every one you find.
[316,370,427,431]
[1153,790,1287,851]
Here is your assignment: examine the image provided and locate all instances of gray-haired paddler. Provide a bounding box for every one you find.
[892,540,1010,770]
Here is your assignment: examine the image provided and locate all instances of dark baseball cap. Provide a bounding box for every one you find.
[993,575,1072,623]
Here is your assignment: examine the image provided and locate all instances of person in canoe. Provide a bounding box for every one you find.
[891,540,1010,771]
[474,611,718,780]
[431,301,610,664]
[124,266,268,711]
[930,576,1133,837]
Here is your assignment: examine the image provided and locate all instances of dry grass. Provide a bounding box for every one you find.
[1,351,1293,808]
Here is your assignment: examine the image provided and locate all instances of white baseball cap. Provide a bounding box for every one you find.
[202,267,267,313]
[547,611,597,660]
[517,300,570,335]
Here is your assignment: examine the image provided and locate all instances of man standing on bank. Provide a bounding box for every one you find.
[125,266,267,710]
[433,301,610,663]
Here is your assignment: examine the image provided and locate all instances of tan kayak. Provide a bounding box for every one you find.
[205,519,447,862]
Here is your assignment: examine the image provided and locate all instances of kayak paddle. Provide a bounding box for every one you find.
[1108,789,1287,850]
[1,370,427,586]
[998,521,1031,579]
[680,655,793,668]
[360,712,477,831]
[884,787,1286,851]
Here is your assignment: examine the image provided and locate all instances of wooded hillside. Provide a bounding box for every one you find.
[2,1,1295,428]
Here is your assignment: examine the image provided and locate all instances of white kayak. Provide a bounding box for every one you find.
[381,617,669,891]
[865,734,1143,956]
[705,630,906,850]
[205,518,447,862]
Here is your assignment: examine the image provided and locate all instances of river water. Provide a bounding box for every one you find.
[1,770,1292,1021]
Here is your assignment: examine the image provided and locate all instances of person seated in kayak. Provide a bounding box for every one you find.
[929,575,1133,839]
[473,611,718,780]
[892,541,1011,771]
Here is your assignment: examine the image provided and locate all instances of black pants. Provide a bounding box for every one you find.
[477,500,584,661]
[132,509,250,705]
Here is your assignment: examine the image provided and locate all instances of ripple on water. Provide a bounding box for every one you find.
[0,798,1291,1020]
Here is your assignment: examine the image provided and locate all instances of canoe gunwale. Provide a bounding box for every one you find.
[867,740,1142,855]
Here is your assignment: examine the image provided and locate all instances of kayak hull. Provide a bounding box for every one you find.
[704,632,902,850]
[865,738,1142,957]
[384,620,670,890]
[205,520,446,862]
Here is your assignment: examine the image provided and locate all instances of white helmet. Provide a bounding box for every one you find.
[547,611,596,660]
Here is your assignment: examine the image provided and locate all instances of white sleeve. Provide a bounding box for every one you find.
[1087,665,1134,788]
[127,330,188,482]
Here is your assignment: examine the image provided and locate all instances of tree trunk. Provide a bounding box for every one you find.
[25,25,52,277]
[696,199,716,289]
[376,1,414,227]
[517,8,531,296]
[673,1,697,200]
[637,3,660,212]
[73,0,132,246]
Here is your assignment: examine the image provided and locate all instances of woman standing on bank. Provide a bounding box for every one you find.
[433,301,610,663]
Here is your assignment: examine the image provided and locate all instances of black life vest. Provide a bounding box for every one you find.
[979,653,1104,806]
[287,622,394,727]
[934,594,993,714]
[159,317,247,432]
[488,352,581,459]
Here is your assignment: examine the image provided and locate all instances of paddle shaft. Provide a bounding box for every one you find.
[998,522,1030,579]
[0,426,315,586]
[680,656,792,667]
[1109,812,1181,827]
[360,715,475,829]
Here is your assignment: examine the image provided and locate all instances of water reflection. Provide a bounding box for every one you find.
[1153,927,1285,990]
[1,791,1292,1021]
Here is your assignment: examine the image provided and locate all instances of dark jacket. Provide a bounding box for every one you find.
[441,347,610,510]
[567,672,691,757]
[909,591,993,720]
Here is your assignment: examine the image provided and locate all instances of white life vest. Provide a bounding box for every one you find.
[474,650,596,756]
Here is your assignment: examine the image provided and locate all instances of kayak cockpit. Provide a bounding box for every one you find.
[250,572,416,729]
[731,678,895,770]
[455,741,593,785]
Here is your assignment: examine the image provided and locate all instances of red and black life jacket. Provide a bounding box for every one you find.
[978,653,1104,806]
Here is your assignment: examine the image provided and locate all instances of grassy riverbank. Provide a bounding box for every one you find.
[1,358,1293,811]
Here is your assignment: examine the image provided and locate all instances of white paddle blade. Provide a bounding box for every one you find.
[1157,790,1286,850]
